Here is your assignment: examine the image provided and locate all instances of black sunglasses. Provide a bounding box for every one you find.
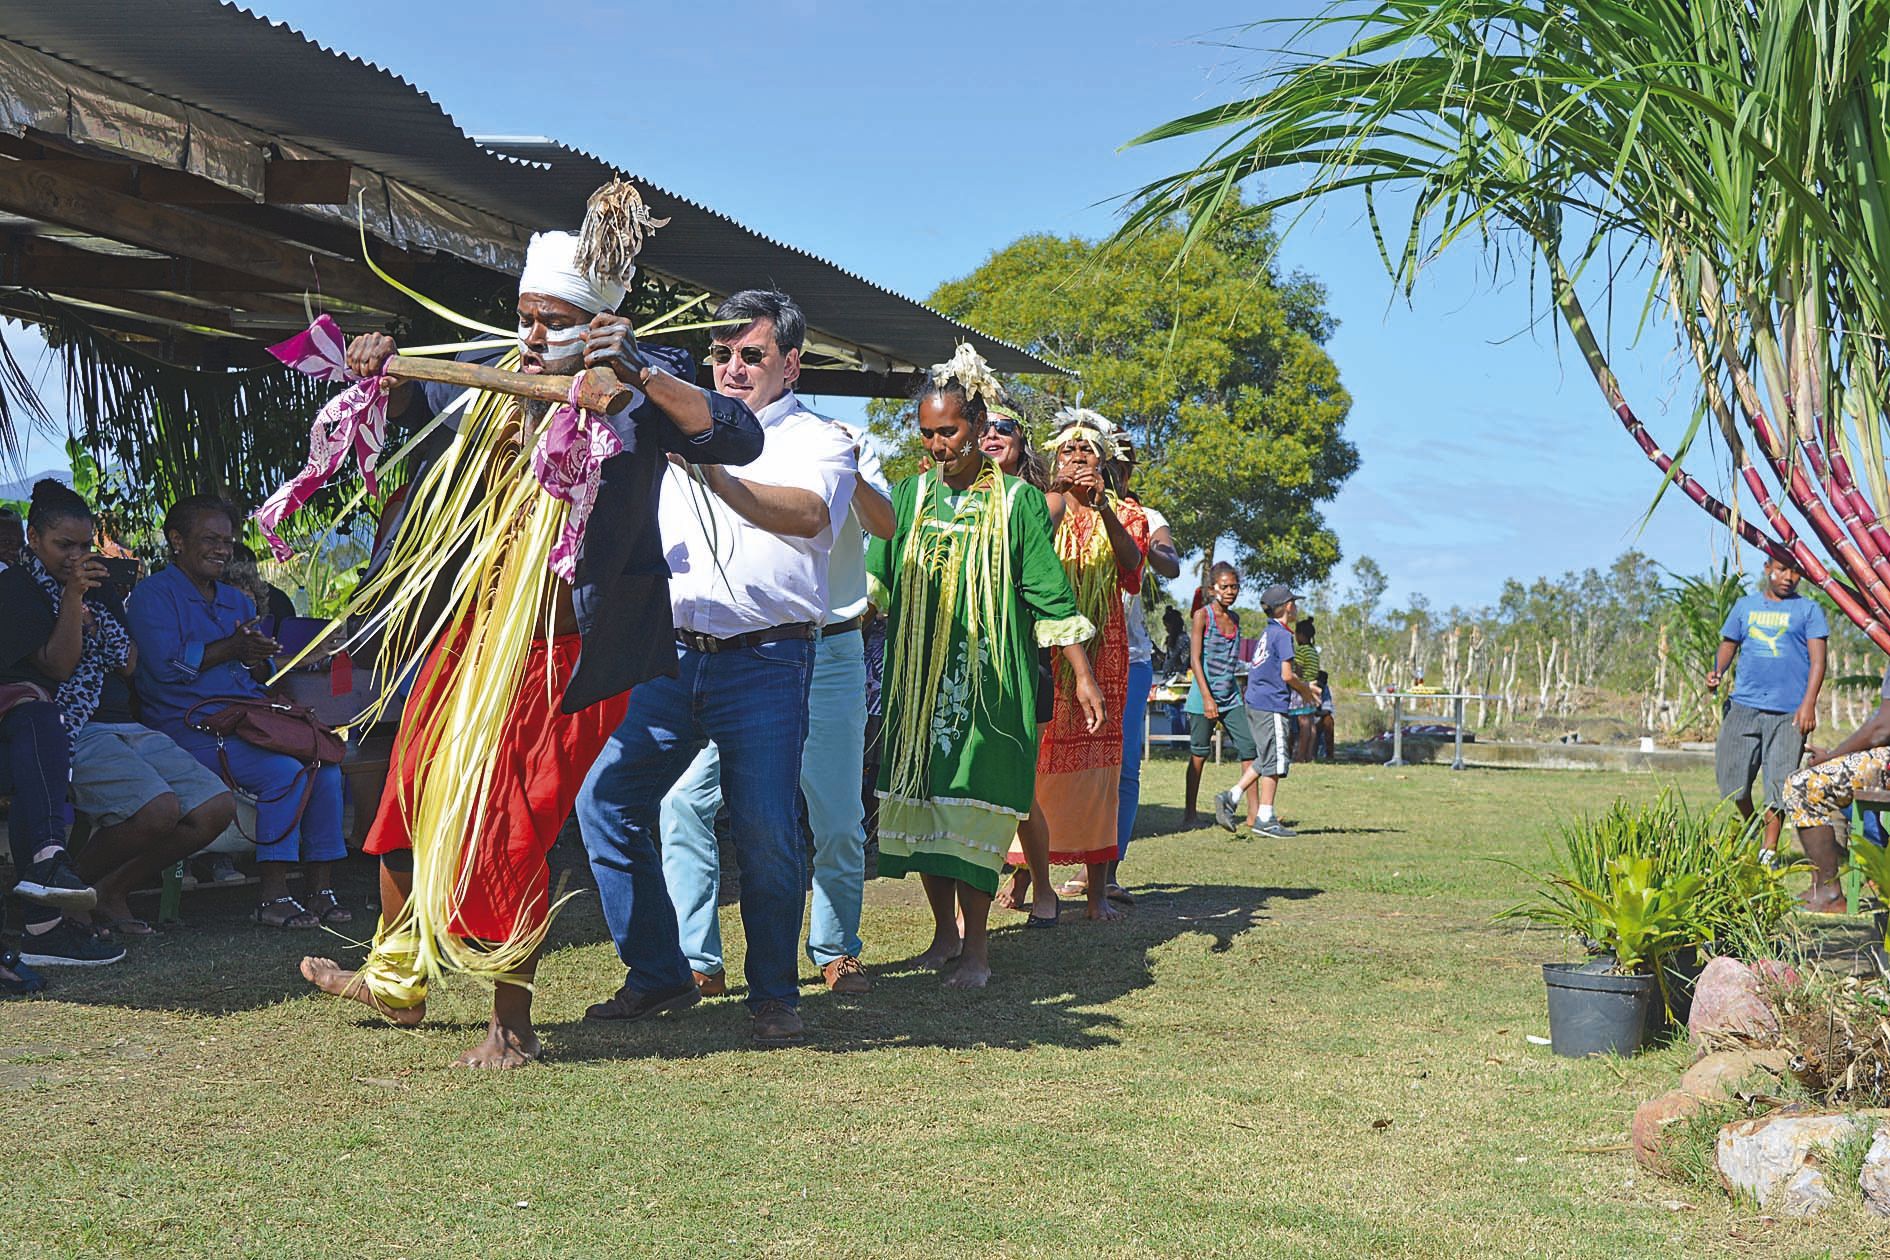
[706,344,770,367]
[986,418,1020,438]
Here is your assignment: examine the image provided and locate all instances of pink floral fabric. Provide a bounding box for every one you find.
[254,316,387,560]
[531,382,625,582]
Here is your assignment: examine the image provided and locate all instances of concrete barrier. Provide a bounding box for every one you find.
[1373,738,1714,773]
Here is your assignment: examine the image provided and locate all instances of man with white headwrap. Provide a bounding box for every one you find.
[299,198,763,1068]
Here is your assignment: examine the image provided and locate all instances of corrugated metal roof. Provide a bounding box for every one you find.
[0,0,1062,376]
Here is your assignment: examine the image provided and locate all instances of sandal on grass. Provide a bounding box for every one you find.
[254,896,319,929]
[1,950,46,997]
[1055,878,1089,899]
[100,916,154,937]
[307,888,354,925]
[1106,884,1136,907]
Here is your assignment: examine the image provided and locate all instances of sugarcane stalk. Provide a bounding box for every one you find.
[1553,260,1890,652]
[1692,269,1890,623]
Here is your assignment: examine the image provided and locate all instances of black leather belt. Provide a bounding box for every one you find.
[821,614,864,639]
[676,622,815,655]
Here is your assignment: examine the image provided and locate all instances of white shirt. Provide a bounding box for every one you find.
[661,390,858,638]
[1124,504,1170,665]
[824,420,889,622]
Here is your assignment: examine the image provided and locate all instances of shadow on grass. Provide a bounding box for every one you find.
[541,879,1322,1063]
[29,839,1321,1065]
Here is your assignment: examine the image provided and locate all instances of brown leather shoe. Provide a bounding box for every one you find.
[751,999,805,1047]
[693,969,726,998]
[821,956,872,995]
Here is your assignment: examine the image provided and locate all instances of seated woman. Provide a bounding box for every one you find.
[0,482,122,968]
[126,495,349,930]
[9,482,238,938]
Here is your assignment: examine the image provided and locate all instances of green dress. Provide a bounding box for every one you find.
[867,467,1093,894]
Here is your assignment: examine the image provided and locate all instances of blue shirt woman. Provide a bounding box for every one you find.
[125,500,349,928]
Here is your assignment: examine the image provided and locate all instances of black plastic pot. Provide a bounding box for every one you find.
[1642,948,1705,1044]
[1543,961,1653,1058]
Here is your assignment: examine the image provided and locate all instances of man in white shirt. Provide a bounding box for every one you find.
[577,290,859,1047]
[659,404,891,1000]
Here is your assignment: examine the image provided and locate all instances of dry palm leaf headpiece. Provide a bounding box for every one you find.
[929,342,1007,406]
[573,178,671,299]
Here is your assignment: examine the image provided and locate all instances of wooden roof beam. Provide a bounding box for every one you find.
[0,160,412,313]
[0,235,399,310]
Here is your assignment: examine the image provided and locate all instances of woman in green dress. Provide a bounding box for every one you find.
[868,346,1104,988]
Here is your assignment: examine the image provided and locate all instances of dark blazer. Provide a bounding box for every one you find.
[402,344,762,712]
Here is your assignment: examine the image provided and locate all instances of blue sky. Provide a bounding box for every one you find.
[12,0,1742,608]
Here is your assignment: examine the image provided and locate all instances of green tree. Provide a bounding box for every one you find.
[870,209,1356,588]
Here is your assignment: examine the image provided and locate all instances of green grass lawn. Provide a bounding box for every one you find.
[5,759,1885,1259]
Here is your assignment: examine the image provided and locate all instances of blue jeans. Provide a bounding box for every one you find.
[1117,658,1154,861]
[0,700,71,869]
[660,630,867,973]
[175,730,346,864]
[578,638,814,1010]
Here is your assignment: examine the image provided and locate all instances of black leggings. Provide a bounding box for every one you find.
[0,700,70,869]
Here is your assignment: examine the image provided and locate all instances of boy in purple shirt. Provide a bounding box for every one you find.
[1214,584,1323,837]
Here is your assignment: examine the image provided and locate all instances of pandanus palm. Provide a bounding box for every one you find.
[1118,0,1890,653]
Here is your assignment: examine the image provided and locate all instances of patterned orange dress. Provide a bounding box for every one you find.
[1012,498,1148,866]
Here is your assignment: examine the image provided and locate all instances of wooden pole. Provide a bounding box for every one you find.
[382,357,636,415]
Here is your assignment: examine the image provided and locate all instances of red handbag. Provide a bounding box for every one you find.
[186,697,346,846]
[0,681,53,720]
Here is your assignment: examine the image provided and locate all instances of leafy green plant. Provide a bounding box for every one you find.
[1500,788,1795,978]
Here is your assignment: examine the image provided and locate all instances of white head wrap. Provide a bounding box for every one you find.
[519,231,627,314]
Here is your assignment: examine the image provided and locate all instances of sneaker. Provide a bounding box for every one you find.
[1213,789,1238,832]
[752,998,806,1047]
[18,918,126,967]
[13,854,98,913]
[1254,820,1299,839]
[821,956,873,995]
[1758,848,1780,869]
[200,853,245,884]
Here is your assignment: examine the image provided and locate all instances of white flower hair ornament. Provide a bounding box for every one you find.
[929,343,1007,406]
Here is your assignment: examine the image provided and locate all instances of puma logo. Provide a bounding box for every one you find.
[1748,622,1787,655]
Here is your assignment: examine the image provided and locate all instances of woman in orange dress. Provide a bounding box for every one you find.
[1008,411,1147,921]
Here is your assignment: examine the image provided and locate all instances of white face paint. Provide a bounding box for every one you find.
[518,321,590,358]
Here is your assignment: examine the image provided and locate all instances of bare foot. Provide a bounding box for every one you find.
[913,933,963,969]
[453,1019,541,1069]
[1180,813,1201,829]
[1797,890,1848,915]
[943,958,992,989]
[95,893,135,924]
[299,956,425,1026]
[1084,899,1122,923]
[994,874,1031,913]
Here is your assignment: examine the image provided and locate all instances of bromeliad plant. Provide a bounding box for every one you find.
[1117,1,1890,653]
[1566,856,1707,974]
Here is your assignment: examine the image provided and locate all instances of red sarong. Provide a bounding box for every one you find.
[364,631,628,941]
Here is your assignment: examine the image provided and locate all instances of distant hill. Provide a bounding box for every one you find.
[0,468,71,501]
